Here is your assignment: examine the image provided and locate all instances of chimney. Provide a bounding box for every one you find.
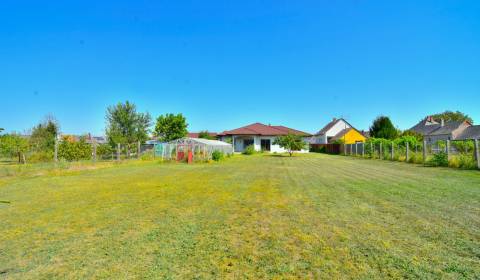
[332,117,337,122]
[441,119,445,127]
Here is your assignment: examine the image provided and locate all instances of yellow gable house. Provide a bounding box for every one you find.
[330,127,367,144]
[309,118,367,144]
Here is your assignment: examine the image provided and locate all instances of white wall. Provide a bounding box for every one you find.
[326,120,351,137]
[231,135,309,153]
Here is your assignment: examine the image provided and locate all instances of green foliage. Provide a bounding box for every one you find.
[211,150,224,161]
[310,145,326,153]
[369,116,398,140]
[198,131,215,140]
[30,116,59,152]
[273,133,307,156]
[28,151,54,163]
[0,133,29,163]
[58,137,92,161]
[154,113,188,142]
[401,130,424,142]
[430,110,473,124]
[106,101,152,146]
[242,145,256,155]
[96,144,114,159]
[427,152,449,167]
[331,139,344,144]
[393,136,420,148]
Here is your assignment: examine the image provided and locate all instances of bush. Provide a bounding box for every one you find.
[428,152,448,167]
[212,150,224,161]
[97,144,114,159]
[243,145,255,155]
[28,151,54,163]
[140,150,155,161]
[58,139,92,161]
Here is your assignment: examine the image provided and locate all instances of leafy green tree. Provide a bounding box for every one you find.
[369,116,398,140]
[58,136,92,161]
[30,116,59,152]
[430,110,473,124]
[273,133,307,156]
[154,113,188,142]
[0,133,29,163]
[400,130,423,142]
[0,128,4,134]
[198,131,215,140]
[105,101,152,148]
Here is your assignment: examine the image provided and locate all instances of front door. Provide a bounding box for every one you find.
[261,139,271,151]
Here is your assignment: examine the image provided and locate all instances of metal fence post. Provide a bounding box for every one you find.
[406,142,409,163]
[54,137,59,163]
[362,143,365,157]
[370,142,373,158]
[391,142,394,160]
[379,143,383,160]
[137,141,141,159]
[474,139,480,170]
[355,143,358,156]
[117,143,121,161]
[446,140,451,162]
[93,138,97,162]
[423,140,427,164]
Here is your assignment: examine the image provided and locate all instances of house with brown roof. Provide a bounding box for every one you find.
[218,123,311,153]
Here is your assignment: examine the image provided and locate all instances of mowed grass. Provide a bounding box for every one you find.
[1,154,479,279]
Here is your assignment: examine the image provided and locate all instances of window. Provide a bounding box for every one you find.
[261,139,271,151]
[243,139,254,148]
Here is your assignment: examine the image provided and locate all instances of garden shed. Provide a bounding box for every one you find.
[154,137,233,162]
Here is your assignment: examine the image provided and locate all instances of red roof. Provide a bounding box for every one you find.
[220,123,311,136]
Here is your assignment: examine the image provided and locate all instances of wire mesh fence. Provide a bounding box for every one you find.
[343,139,480,170]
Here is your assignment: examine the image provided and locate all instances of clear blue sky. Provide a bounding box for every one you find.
[1,0,479,135]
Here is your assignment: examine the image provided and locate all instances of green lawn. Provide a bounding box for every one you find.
[1,154,479,279]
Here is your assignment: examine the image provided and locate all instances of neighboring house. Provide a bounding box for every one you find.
[308,118,366,144]
[187,132,218,139]
[409,116,480,143]
[218,123,311,153]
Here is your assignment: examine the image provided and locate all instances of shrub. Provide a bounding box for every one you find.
[140,150,155,161]
[58,138,92,161]
[427,152,448,167]
[457,154,476,169]
[212,150,224,161]
[28,151,54,163]
[243,145,255,155]
[97,144,114,159]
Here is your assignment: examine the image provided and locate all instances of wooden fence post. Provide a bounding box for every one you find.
[391,142,394,160]
[355,143,358,156]
[406,142,409,163]
[474,139,479,170]
[423,140,427,164]
[117,143,121,161]
[370,142,373,158]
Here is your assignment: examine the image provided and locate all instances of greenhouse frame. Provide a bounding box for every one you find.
[154,138,233,162]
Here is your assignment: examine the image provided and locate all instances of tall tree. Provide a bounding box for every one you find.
[273,133,307,156]
[369,116,398,140]
[430,110,473,124]
[154,113,188,142]
[30,115,60,152]
[0,133,29,163]
[105,101,152,147]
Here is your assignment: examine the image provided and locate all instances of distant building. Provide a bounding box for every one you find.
[308,118,367,144]
[409,116,480,143]
[187,132,218,139]
[218,123,311,153]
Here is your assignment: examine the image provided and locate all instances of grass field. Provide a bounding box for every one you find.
[1,154,479,279]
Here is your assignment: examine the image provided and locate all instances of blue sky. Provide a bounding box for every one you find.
[1,0,479,135]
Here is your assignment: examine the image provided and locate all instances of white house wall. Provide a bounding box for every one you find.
[326,120,351,137]
[229,135,309,153]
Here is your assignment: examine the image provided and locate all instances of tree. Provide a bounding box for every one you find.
[154,113,188,142]
[369,116,398,140]
[198,131,215,140]
[105,101,152,148]
[0,133,29,163]
[273,133,307,156]
[30,116,60,152]
[400,130,423,142]
[0,128,4,134]
[430,110,473,124]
